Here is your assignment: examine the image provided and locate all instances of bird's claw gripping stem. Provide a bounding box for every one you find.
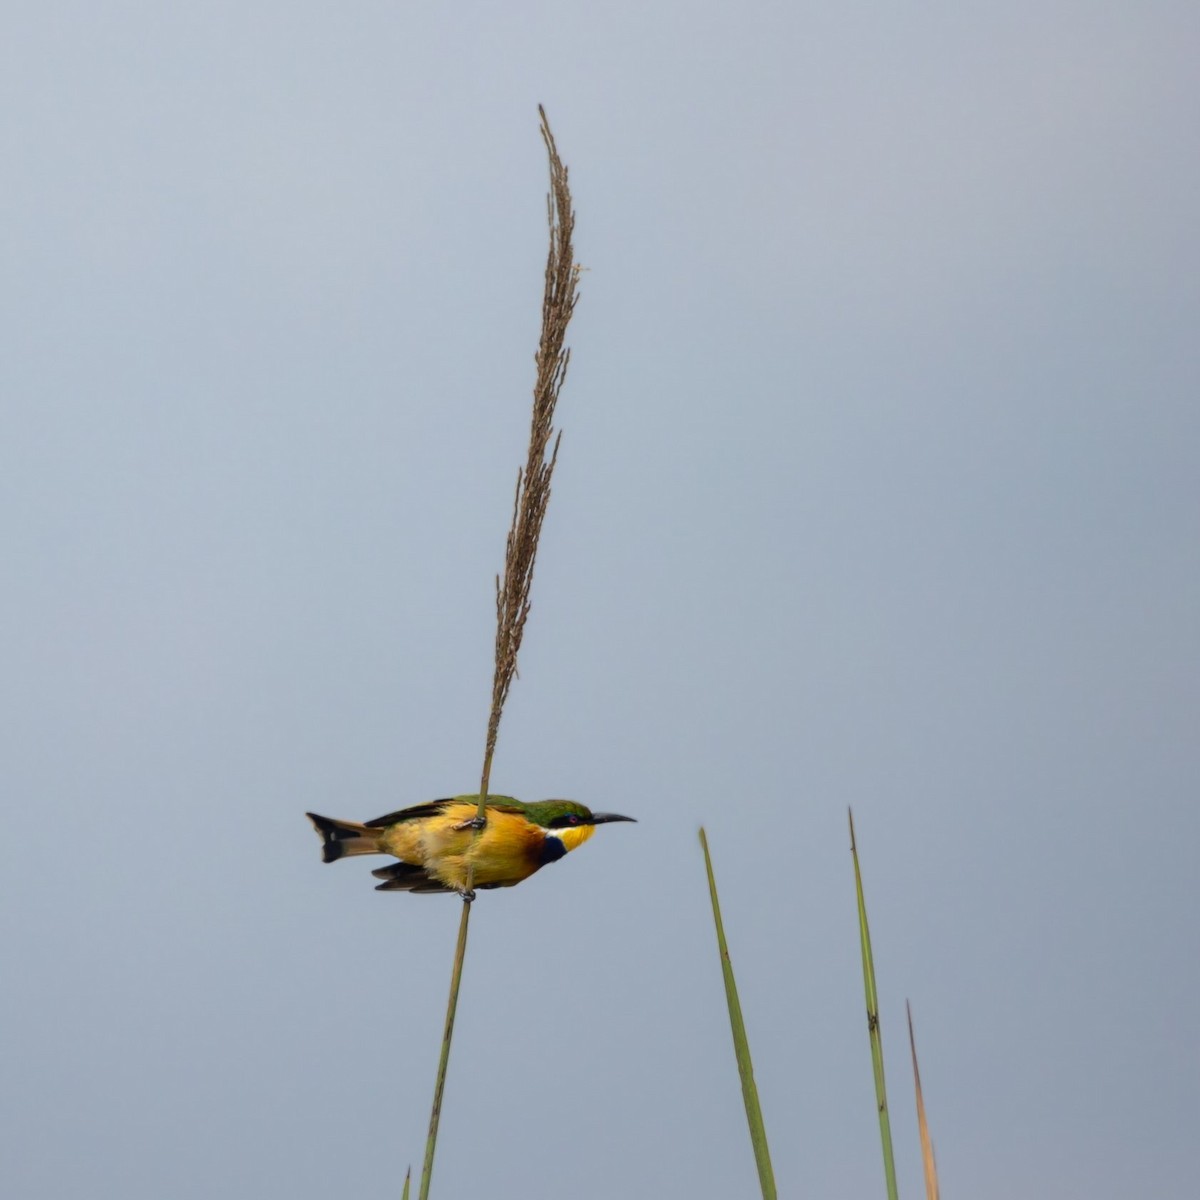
[454,816,487,832]
[460,888,476,904]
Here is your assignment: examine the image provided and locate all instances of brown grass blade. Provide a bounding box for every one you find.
[907,1000,940,1200]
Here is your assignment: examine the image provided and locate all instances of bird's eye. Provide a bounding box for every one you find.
[567,815,580,825]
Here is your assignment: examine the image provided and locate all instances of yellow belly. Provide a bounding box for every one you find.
[377,802,545,890]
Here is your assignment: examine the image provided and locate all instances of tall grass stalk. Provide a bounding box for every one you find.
[848,808,899,1200]
[699,828,778,1200]
[416,106,579,1200]
[417,905,472,1199]
[473,104,577,825]
[906,1001,940,1200]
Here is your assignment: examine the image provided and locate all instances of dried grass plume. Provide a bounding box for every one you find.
[476,105,580,808]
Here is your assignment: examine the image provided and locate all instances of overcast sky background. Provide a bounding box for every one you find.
[3,4,1197,1198]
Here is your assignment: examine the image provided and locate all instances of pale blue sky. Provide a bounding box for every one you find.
[2,4,1197,1198]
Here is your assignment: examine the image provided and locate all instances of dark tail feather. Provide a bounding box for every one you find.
[371,862,453,894]
[306,812,380,864]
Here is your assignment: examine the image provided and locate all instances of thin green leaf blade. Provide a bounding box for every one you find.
[849,809,899,1200]
[699,827,778,1200]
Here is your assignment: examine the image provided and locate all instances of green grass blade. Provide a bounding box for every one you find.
[848,809,899,1200]
[402,1165,412,1200]
[699,827,778,1200]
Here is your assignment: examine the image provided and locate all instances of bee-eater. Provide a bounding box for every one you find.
[305,795,635,897]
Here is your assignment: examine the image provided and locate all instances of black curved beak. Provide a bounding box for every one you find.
[590,812,636,825]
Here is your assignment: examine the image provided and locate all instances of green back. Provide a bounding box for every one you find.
[363,795,589,830]
[446,795,590,827]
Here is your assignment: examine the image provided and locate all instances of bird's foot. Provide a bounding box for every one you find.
[460,888,477,905]
[454,816,487,832]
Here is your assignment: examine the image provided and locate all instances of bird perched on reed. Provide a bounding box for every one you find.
[306,795,635,898]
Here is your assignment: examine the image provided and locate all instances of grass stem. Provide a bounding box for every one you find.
[417,902,472,1200]
[415,105,578,1200]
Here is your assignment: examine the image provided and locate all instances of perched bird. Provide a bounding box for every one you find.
[306,795,635,897]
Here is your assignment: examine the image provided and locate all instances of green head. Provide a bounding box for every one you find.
[522,799,636,855]
[519,799,637,831]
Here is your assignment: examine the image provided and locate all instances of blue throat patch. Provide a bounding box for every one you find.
[538,835,567,865]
